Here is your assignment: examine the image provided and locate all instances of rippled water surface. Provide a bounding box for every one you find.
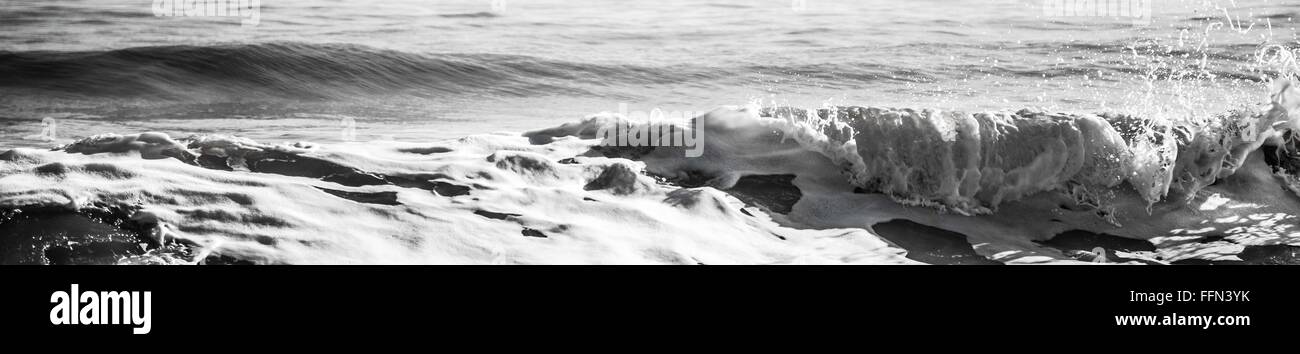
[1,0,1298,146]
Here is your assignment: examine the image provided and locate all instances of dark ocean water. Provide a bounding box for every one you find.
[1,0,1298,146]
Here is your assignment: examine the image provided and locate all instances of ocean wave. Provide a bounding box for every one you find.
[4,84,1300,264]
[4,40,1257,105]
[580,102,1300,264]
[0,42,886,103]
[756,78,1300,217]
[0,42,706,101]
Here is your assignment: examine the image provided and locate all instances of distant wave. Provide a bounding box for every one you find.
[0,40,1273,103]
[0,43,579,100]
[0,42,691,101]
[0,42,945,102]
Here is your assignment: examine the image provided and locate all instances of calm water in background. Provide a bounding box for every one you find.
[1,0,1298,147]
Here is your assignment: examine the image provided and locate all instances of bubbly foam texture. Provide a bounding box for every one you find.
[0,129,913,264]
[758,84,1296,217]
[3,81,1300,264]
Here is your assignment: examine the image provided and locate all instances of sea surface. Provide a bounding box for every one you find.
[3,0,1300,265]
[2,0,1298,147]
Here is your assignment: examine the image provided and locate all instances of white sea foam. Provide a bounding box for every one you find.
[0,128,914,264]
[3,81,1300,265]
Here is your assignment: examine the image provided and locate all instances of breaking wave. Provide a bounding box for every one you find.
[5,78,1300,265]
